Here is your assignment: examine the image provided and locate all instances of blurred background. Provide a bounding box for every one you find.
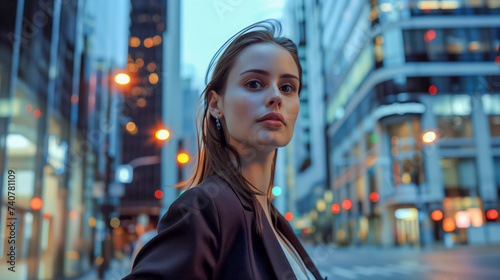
[1,0,500,279]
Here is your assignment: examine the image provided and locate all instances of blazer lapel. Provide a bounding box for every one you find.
[275,214,324,280]
[215,175,324,280]
[259,206,298,280]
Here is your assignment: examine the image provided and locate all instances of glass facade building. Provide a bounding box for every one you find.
[0,0,128,278]
[291,0,500,247]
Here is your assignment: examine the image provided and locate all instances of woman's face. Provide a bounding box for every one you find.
[212,42,300,154]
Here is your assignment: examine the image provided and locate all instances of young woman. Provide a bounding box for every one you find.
[123,19,326,280]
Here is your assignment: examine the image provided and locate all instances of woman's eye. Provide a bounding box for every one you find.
[280,85,294,93]
[247,80,262,89]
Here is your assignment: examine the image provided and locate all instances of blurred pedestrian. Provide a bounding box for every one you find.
[129,215,159,271]
[123,19,326,280]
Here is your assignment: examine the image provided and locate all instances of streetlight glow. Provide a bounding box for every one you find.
[115,73,130,85]
[156,129,170,140]
[423,131,437,143]
[177,153,189,164]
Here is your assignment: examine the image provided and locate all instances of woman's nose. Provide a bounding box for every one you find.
[266,83,282,108]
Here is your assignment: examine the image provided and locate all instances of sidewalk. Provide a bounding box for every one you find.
[72,257,132,280]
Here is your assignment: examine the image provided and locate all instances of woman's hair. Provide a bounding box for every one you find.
[174,19,302,236]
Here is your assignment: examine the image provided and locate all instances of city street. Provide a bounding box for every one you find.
[307,244,500,280]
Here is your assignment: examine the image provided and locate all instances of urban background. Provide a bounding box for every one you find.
[1,0,499,279]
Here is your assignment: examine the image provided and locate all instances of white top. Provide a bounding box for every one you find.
[276,231,316,280]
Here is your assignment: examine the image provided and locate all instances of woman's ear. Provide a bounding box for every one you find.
[208,90,222,118]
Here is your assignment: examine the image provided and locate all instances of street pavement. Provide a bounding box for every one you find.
[66,243,500,279]
[304,243,500,280]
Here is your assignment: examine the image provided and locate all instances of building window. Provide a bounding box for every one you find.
[434,95,474,138]
[483,94,500,137]
[403,27,497,63]
[388,119,426,187]
[441,157,479,197]
[494,157,500,198]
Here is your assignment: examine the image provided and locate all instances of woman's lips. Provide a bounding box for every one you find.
[258,120,284,127]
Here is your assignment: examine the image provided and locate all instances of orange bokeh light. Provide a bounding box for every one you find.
[431,210,443,221]
[33,109,41,119]
[30,197,43,210]
[342,199,352,210]
[369,192,379,203]
[69,210,78,220]
[331,204,340,214]
[443,218,456,232]
[43,210,51,220]
[284,212,293,221]
[144,38,154,48]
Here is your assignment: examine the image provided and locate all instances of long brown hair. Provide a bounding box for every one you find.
[174,19,302,236]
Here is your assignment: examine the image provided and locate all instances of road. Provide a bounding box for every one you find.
[305,244,500,280]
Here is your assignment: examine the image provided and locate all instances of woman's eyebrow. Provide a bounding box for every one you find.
[240,69,299,81]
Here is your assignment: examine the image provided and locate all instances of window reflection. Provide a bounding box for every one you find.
[483,94,500,137]
[388,120,426,187]
[404,27,498,62]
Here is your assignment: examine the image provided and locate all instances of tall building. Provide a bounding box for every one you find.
[290,0,500,247]
[283,0,330,244]
[119,0,167,218]
[0,0,129,278]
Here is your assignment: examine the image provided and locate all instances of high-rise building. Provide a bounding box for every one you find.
[291,0,500,247]
[119,0,167,217]
[0,0,129,278]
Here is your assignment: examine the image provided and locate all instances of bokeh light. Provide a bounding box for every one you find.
[429,85,437,95]
[331,204,340,214]
[486,209,498,220]
[69,210,78,220]
[272,186,282,196]
[126,122,136,132]
[155,190,163,199]
[177,153,189,164]
[30,197,43,210]
[149,73,159,84]
[431,210,443,221]
[284,212,293,221]
[342,199,352,210]
[423,131,437,143]
[25,104,33,113]
[129,37,140,47]
[88,217,96,228]
[443,218,456,232]
[424,29,436,42]
[33,109,41,119]
[115,73,130,85]
[110,218,120,228]
[144,38,154,48]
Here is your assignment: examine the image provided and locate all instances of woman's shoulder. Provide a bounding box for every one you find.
[176,174,241,209]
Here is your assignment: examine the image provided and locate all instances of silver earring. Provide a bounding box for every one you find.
[216,115,221,131]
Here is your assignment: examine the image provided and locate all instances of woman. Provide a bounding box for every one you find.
[123,19,326,280]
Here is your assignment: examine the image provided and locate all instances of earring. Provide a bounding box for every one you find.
[216,115,221,131]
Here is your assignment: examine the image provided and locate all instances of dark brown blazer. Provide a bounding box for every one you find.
[122,174,326,280]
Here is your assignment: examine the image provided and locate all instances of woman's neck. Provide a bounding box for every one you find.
[228,145,276,212]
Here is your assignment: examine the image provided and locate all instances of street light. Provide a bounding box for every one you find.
[115,73,130,85]
[177,152,189,164]
[422,131,437,143]
[155,129,170,140]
